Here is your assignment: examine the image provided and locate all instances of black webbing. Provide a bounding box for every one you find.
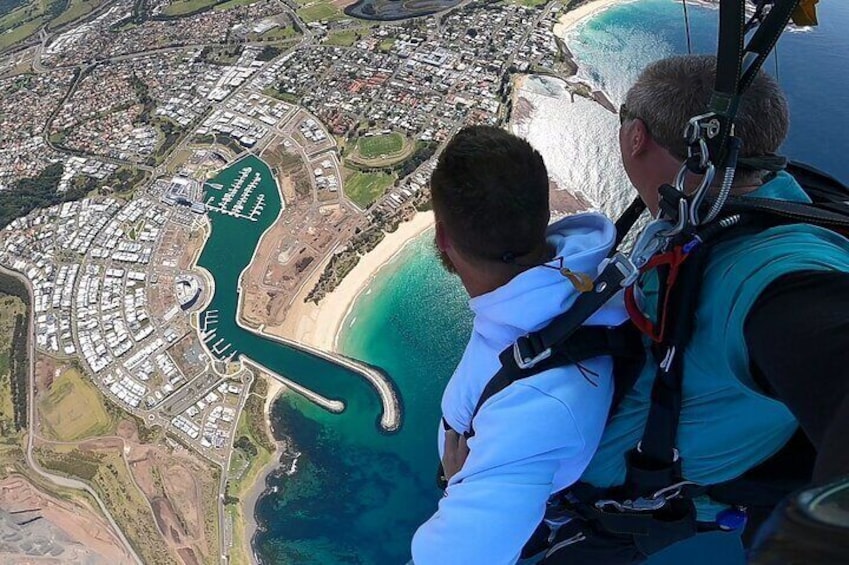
[709,0,746,168]
[527,263,630,357]
[466,325,643,438]
[723,196,849,230]
[635,242,711,466]
[710,1,801,170]
[611,197,647,253]
[739,0,800,93]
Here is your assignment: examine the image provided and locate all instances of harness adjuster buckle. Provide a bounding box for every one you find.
[608,252,639,288]
[514,336,551,370]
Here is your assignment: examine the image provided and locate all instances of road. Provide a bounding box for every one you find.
[0,264,144,565]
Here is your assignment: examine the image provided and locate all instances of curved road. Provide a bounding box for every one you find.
[0,265,144,565]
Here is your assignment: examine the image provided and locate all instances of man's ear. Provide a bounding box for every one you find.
[627,119,651,158]
[435,221,450,252]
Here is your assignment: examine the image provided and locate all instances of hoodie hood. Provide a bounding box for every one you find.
[441,212,628,435]
[468,212,627,348]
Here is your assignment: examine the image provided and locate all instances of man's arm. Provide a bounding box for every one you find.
[744,270,849,482]
[412,382,602,565]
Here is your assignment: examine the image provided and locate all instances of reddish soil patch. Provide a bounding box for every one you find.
[151,497,186,545]
[178,547,201,565]
[513,96,535,126]
[125,444,212,563]
[161,461,203,540]
[34,355,58,392]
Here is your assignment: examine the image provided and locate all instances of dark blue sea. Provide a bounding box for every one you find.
[253,1,849,563]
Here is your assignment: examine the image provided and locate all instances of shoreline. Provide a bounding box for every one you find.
[241,375,287,562]
[553,0,630,38]
[271,210,435,355]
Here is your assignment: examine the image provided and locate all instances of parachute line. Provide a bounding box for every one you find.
[682,0,693,54]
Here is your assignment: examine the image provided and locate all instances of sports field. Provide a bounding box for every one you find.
[344,169,394,209]
[357,132,404,159]
[297,0,343,22]
[38,367,113,442]
[325,29,360,47]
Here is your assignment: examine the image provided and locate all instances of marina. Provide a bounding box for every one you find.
[204,166,268,222]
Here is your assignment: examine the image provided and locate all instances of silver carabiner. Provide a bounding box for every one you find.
[628,219,674,268]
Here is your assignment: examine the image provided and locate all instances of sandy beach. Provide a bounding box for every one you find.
[275,211,435,353]
[554,0,629,38]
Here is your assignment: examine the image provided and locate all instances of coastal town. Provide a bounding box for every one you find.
[0,0,618,563]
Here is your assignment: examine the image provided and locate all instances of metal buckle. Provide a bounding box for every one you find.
[636,440,681,463]
[594,479,699,514]
[611,252,639,288]
[628,219,673,269]
[513,337,551,370]
[595,496,668,513]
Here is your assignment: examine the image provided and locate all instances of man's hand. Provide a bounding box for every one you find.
[442,429,470,484]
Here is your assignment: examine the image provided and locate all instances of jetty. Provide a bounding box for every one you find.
[249,331,401,432]
[242,357,345,414]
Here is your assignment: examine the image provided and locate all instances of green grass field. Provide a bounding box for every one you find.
[48,0,102,29]
[297,0,342,22]
[212,0,258,11]
[38,367,113,442]
[0,295,24,441]
[161,0,219,16]
[357,132,404,159]
[344,169,394,209]
[0,16,42,49]
[0,0,71,50]
[325,29,360,47]
[509,0,549,6]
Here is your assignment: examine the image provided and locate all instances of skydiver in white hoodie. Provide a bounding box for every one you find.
[410,126,630,565]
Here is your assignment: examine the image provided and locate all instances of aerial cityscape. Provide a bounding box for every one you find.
[0,0,767,563]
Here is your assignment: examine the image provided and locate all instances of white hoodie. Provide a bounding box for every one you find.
[411,213,629,565]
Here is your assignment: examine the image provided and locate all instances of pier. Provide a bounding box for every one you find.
[204,166,266,221]
[250,331,401,432]
[196,154,402,433]
[242,358,345,414]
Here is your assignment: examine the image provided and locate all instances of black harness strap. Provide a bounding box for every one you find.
[739,1,800,94]
[612,198,647,252]
[620,239,710,498]
[467,324,645,439]
[723,196,849,233]
[513,256,637,373]
[708,1,801,171]
[437,324,644,490]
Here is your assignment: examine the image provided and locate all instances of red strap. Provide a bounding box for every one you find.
[625,246,690,343]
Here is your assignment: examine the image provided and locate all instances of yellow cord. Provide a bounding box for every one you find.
[560,268,594,293]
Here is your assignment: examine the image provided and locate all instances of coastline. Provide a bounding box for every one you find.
[241,375,287,562]
[271,210,435,354]
[554,0,629,38]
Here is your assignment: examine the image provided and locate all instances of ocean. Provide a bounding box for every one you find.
[253,1,849,563]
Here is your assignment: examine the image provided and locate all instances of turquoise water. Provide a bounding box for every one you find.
[254,235,471,564]
[252,1,849,563]
[196,155,462,563]
[198,155,392,415]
